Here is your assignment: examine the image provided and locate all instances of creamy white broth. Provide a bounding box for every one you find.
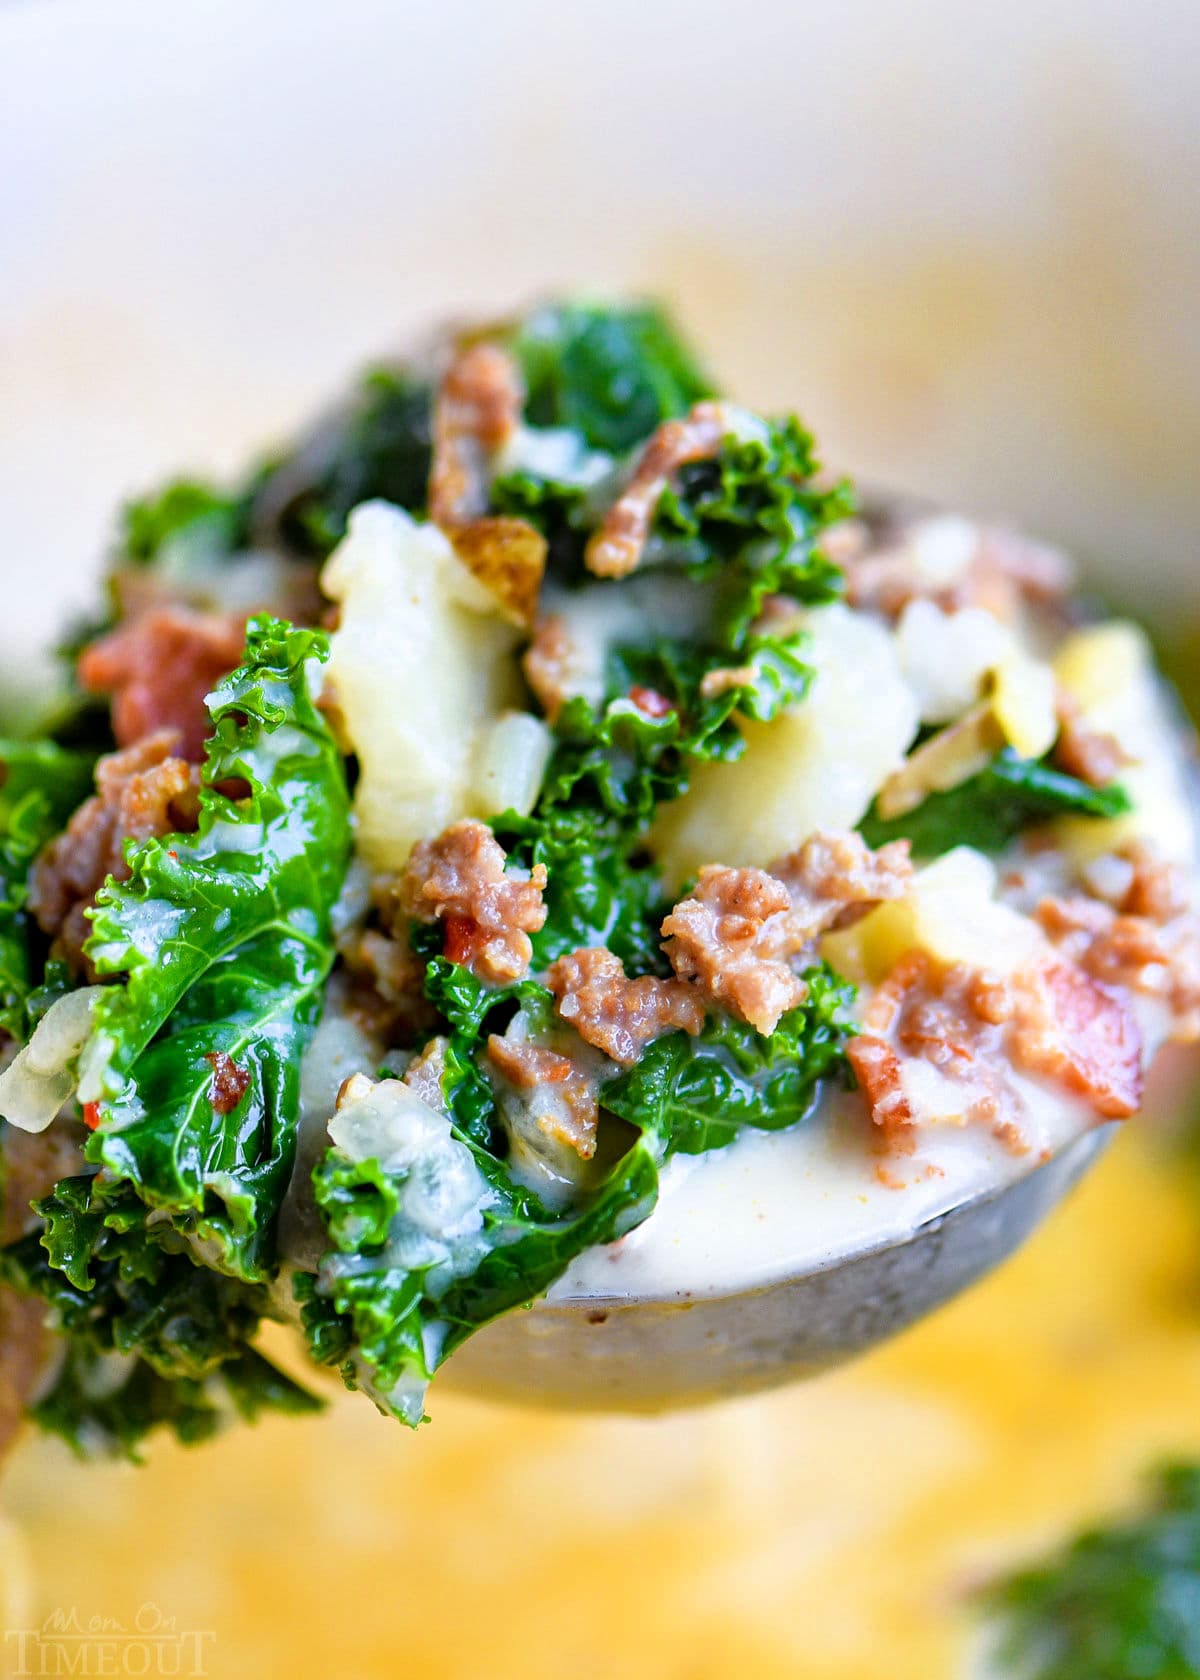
[547,1078,1097,1303]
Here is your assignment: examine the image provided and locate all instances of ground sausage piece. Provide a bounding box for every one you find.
[848,944,1143,1152]
[1052,692,1127,787]
[547,947,704,1066]
[585,400,732,579]
[77,606,248,762]
[661,865,809,1035]
[771,830,913,931]
[399,819,547,985]
[428,341,525,528]
[848,953,1013,1145]
[29,733,200,977]
[486,1034,599,1160]
[661,833,913,1036]
[1036,845,1200,1042]
[845,519,1073,625]
[523,613,583,721]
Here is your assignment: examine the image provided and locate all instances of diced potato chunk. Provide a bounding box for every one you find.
[321,502,522,871]
[652,605,920,885]
[822,846,1044,985]
[1052,622,1195,863]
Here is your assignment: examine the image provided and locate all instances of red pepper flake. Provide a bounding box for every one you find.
[204,1051,252,1116]
[628,685,675,719]
[167,849,179,861]
[82,1101,103,1131]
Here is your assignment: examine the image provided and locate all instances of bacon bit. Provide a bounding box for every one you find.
[1053,691,1129,787]
[585,400,732,579]
[82,1102,102,1132]
[426,341,545,624]
[547,947,704,1065]
[486,1034,599,1160]
[848,1036,914,1135]
[1036,845,1200,1043]
[1011,959,1142,1119]
[205,1051,252,1116]
[399,819,547,985]
[628,685,676,720]
[428,341,524,528]
[77,607,248,762]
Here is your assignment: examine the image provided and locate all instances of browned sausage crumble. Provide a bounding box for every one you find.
[399,818,547,985]
[547,947,704,1065]
[29,732,200,978]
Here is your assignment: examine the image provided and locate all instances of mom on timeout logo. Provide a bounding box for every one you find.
[4,1603,215,1677]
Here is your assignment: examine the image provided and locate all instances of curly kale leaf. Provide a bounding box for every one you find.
[78,619,352,1281]
[301,956,856,1424]
[0,739,97,1041]
[1,1175,319,1460]
[493,805,667,974]
[511,301,713,455]
[119,480,254,567]
[859,748,1132,859]
[652,416,851,649]
[249,367,433,558]
[981,1461,1200,1680]
[301,1119,660,1425]
[602,964,857,1155]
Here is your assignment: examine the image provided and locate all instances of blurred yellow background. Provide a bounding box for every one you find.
[2,1,1200,1674]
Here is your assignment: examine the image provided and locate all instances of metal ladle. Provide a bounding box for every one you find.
[445,1128,1110,1410]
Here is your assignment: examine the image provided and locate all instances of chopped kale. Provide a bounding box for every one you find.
[860,748,1132,859]
[982,1462,1200,1680]
[511,300,713,454]
[1,1175,319,1460]
[0,739,97,1041]
[602,964,857,1155]
[80,618,352,1281]
[120,480,253,567]
[250,368,433,557]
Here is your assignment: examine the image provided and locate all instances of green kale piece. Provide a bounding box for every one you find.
[79,618,352,1281]
[300,958,855,1424]
[1,1175,319,1461]
[859,747,1132,859]
[982,1462,1200,1679]
[0,739,97,1041]
[511,301,713,455]
[602,964,857,1154]
[301,1105,662,1426]
[250,367,433,557]
[652,415,851,649]
[119,480,253,567]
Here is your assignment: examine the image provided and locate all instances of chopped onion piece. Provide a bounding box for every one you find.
[472,710,553,819]
[0,986,103,1133]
